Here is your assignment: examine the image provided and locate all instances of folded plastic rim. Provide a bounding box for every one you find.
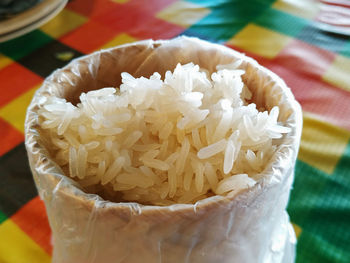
[25,36,302,263]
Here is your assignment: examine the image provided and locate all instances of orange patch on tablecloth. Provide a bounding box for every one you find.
[0,63,42,107]
[266,62,350,131]
[230,39,350,130]
[248,39,350,130]
[0,118,24,156]
[94,1,184,39]
[125,0,178,15]
[11,196,52,255]
[130,16,184,39]
[60,20,117,53]
[269,39,336,78]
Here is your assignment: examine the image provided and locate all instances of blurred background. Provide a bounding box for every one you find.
[0,0,349,262]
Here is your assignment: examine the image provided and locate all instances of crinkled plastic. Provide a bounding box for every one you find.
[24,37,302,263]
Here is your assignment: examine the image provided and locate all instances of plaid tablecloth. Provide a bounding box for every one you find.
[1,0,350,262]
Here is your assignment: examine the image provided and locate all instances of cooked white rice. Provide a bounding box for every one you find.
[37,62,290,205]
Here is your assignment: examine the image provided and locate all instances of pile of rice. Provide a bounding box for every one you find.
[37,62,290,205]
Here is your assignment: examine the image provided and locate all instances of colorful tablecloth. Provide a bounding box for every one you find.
[1,0,350,262]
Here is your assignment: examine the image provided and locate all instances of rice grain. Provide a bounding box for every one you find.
[38,62,291,205]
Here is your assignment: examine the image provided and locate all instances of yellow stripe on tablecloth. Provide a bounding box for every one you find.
[298,114,350,174]
[100,33,136,50]
[40,9,88,39]
[227,23,292,59]
[111,0,131,3]
[156,0,210,28]
[0,85,39,133]
[322,55,350,93]
[0,220,51,263]
[0,54,12,70]
[273,0,320,19]
[292,223,302,238]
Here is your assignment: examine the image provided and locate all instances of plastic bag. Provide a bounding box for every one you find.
[25,36,302,263]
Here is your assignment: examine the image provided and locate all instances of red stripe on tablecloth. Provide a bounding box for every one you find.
[66,0,177,19]
[0,63,42,107]
[128,16,185,39]
[263,40,350,130]
[65,0,117,18]
[228,39,350,130]
[94,1,184,39]
[266,65,350,130]
[11,196,52,255]
[321,0,350,8]
[268,39,336,78]
[60,20,118,53]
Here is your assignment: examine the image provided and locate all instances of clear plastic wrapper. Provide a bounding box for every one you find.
[25,37,302,263]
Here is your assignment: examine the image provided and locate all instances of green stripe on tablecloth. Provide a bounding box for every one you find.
[0,30,52,60]
[289,142,350,262]
[17,39,83,78]
[288,160,329,229]
[0,211,6,224]
[297,24,349,54]
[255,8,350,55]
[333,139,350,181]
[183,0,275,42]
[255,7,308,37]
[296,231,349,263]
[0,143,38,217]
[340,41,350,58]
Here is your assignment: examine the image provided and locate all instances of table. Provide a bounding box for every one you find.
[0,0,349,262]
